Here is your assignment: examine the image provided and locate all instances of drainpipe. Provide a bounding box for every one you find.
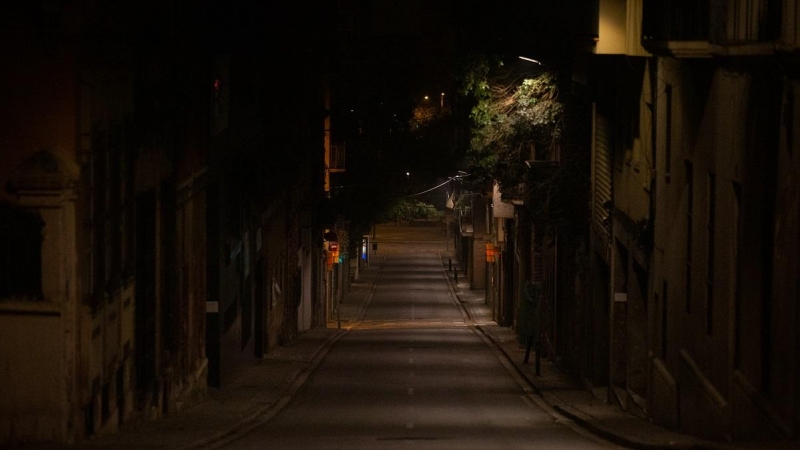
[646,56,659,411]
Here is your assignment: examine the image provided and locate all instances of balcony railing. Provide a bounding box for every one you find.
[787,1,800,47]
[643,0,785,50]
[329,144,345,173]
[723,0,782,44]
[643,0,710,42]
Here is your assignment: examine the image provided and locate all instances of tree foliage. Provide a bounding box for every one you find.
[460,56,564,199]
[378,197,441,223]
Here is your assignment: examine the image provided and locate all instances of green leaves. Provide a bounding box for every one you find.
[378,198,442,223]
[460,56,563,195]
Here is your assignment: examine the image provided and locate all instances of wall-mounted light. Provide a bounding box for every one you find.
[518,55,543,65]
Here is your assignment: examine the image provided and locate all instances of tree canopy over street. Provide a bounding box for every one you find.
[459,55,564,198]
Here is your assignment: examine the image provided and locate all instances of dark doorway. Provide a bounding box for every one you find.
[589,254,611,387]
[205,183,221,387]
[135,191,157,396]
[160,179,177,372]
[254,257,265,357]
[502,221,516,326]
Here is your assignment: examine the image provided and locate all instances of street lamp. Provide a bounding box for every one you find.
[518,55,543,66]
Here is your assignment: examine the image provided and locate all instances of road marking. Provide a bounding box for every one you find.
[409,357,414,364]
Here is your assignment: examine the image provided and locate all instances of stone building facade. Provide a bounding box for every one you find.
[0,1,331,445]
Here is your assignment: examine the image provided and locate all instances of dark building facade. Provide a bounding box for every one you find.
[0,1,331,444]
[482,0,800,445]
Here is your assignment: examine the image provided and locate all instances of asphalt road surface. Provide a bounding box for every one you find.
[222,226,618,449]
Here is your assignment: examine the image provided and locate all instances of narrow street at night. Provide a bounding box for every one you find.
[3,2,799,449]
[213,224,617,449]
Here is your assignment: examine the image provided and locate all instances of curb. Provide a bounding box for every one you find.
[475,326,740,450]
[184,329,347,450]
[474,325,545,399]
[189,254,385,448]
[355,256,385,323]
[475,327,742,450]
[438,250,739,450]
[550,404,739,450]
[438,251,473,323]
[475,312,741,450]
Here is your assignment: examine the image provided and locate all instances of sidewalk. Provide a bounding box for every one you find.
[25,328,339,450]
[28,263,383,450]
[329,259,384,329]
[29,251,792,450]
[441,252,795,450]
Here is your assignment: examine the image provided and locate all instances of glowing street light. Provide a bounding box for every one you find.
[518,55,543,65]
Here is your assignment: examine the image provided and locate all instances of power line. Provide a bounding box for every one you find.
[407,174,468,197]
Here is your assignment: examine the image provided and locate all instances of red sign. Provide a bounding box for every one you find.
[329,242,339,251]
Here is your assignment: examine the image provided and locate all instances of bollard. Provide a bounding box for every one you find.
[535,341,541,376]
[448,258,452,270]
[454,270,458,284]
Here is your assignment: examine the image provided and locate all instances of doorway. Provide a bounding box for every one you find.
[135,191,157,397]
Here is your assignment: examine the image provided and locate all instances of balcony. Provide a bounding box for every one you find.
[642,0,791,57]
[329,144,345,173]
[785,1,800,48]
[642,0,713,57]
[725,0,783,43]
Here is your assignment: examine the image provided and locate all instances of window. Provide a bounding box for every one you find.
[0,203,43,299]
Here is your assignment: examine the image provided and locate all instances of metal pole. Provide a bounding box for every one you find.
[446,217,450,251]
